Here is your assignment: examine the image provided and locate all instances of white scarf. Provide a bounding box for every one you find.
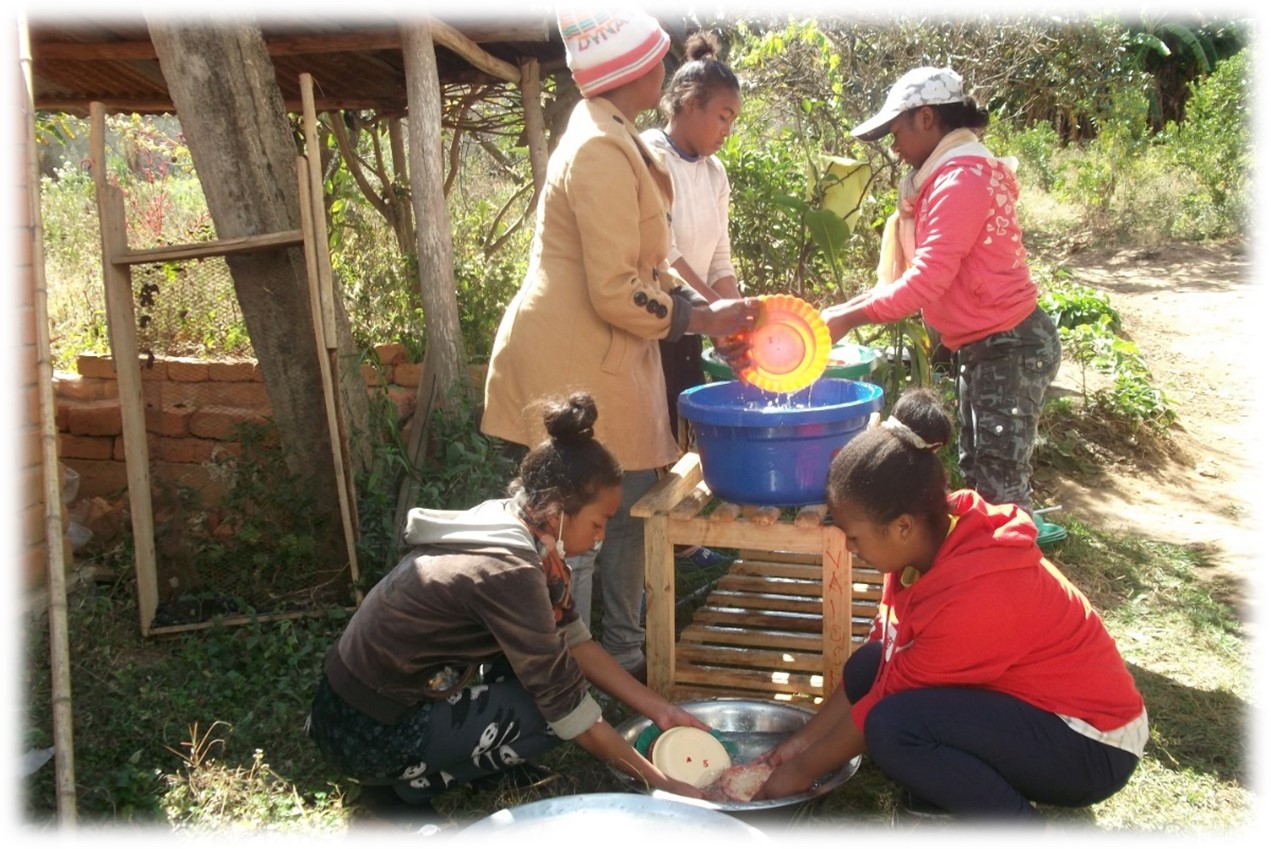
[875,128,1012,286]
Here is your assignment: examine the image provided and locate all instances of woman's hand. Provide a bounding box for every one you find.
[687,297,762,338]
[709,331,752,373]
[751,759,818,801]
[821,296,871,344]
[649,701,711,733]
[758,733,809,769]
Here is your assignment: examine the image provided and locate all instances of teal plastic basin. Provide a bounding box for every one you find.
[702,342,879,383]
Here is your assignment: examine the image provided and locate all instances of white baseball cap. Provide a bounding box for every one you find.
[851,67,966,141]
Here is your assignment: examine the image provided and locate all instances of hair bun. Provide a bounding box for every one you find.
[684,30,723,62]
[543,392,599,444]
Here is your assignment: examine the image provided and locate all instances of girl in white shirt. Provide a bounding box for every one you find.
[642,31,743,569]
[642,30,744,447]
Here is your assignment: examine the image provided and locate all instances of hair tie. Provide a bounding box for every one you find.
[881,415,943,451]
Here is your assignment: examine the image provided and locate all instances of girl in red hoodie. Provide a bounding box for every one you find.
[753,388,1147,820]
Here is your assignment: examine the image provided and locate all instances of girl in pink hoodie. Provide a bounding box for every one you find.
[752,388,1147,821]
[823,67,1062,514]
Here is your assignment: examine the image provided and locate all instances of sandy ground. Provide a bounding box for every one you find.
[1042,240,1261,633]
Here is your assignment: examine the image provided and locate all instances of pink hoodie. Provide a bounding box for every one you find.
[851,490,1145,735]
[862,156,1037,351]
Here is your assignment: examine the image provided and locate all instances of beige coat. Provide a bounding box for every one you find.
[482,97,692,471]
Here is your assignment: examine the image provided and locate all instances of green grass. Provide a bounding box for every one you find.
[20,513,1252,836]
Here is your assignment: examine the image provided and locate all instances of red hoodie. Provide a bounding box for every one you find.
[851,490,1145,740]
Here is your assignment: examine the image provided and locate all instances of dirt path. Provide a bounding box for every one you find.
[1043,240,1259,630]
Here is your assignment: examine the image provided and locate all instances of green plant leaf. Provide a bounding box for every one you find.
[805,208,850,266]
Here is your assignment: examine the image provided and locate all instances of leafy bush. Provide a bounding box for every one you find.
[1038,273,1122,331]
[1058,317,1175,431]
[411,390,518,512]
[986,119,1062,191]
[331,199,426,360]
[717,132,819,296]
[1160,47,1252,239]
[1052,85,1153,228]
[451,205,528,363]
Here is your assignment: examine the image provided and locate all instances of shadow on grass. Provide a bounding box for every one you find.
[1127,663,1250,787]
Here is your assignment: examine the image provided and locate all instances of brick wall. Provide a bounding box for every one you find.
[53,344,487,504]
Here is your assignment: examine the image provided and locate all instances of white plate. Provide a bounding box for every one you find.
[650,726,731,788]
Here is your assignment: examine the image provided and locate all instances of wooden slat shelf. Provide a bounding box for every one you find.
[677,624,823,652]
[635,452,885,704]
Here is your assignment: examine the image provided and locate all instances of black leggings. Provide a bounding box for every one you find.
[843,642,1139,819]
[307,660,562,803]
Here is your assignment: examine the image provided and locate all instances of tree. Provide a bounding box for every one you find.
[145,20,372,560]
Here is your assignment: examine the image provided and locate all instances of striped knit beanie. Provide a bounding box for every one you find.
[557,8,671,98]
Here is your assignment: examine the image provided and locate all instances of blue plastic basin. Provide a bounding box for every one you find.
[678,378,885,506]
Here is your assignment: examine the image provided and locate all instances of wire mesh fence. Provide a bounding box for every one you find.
[127,256,353,631]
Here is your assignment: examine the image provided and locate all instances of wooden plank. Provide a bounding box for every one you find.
[739,549,818,565]
[678,624,823,652]
[673,683,821,705]
[674,666,823,696]
[644,511,676,698]
[821,528,853,693]
[300,75,337,343]
[676,644,825,673]
[729,560,821,581]
[715,574,822,596]
[668,480,713,520]
[630,452,703,518]
[647,518,834,552]
[300,77,361,594]
[690,607,822,632]
[115,230,303,265]
[92,102,158,636]
[297,154,362,598]
[703,591,824,616]
[427,16,520,82]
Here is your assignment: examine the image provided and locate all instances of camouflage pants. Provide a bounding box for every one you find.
[956,307,1061,513]
[306,659,561,803]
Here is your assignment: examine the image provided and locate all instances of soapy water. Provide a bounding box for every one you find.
[737,389,817,411]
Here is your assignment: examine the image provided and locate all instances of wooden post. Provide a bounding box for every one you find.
[20,16,78,826]
[299,75,361,584]
[91,102,160,636]
[519,56,548,199]
[820,526,853,695]
[427,17,520,83]
[632,452,706,698]
[294,155,360,599]
[394,20,471,542]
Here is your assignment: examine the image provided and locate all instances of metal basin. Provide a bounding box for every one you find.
[461,792,770,840]
[610,697,860,812]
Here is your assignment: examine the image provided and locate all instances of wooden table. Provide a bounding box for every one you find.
[632,452,883,703]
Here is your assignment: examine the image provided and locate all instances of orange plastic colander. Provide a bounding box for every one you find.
[736,294,831,393]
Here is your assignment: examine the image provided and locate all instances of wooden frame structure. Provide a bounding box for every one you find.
[89,81,363,635]
[632,453,884,704]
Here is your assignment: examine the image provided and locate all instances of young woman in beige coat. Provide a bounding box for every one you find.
[482,8,759,678]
